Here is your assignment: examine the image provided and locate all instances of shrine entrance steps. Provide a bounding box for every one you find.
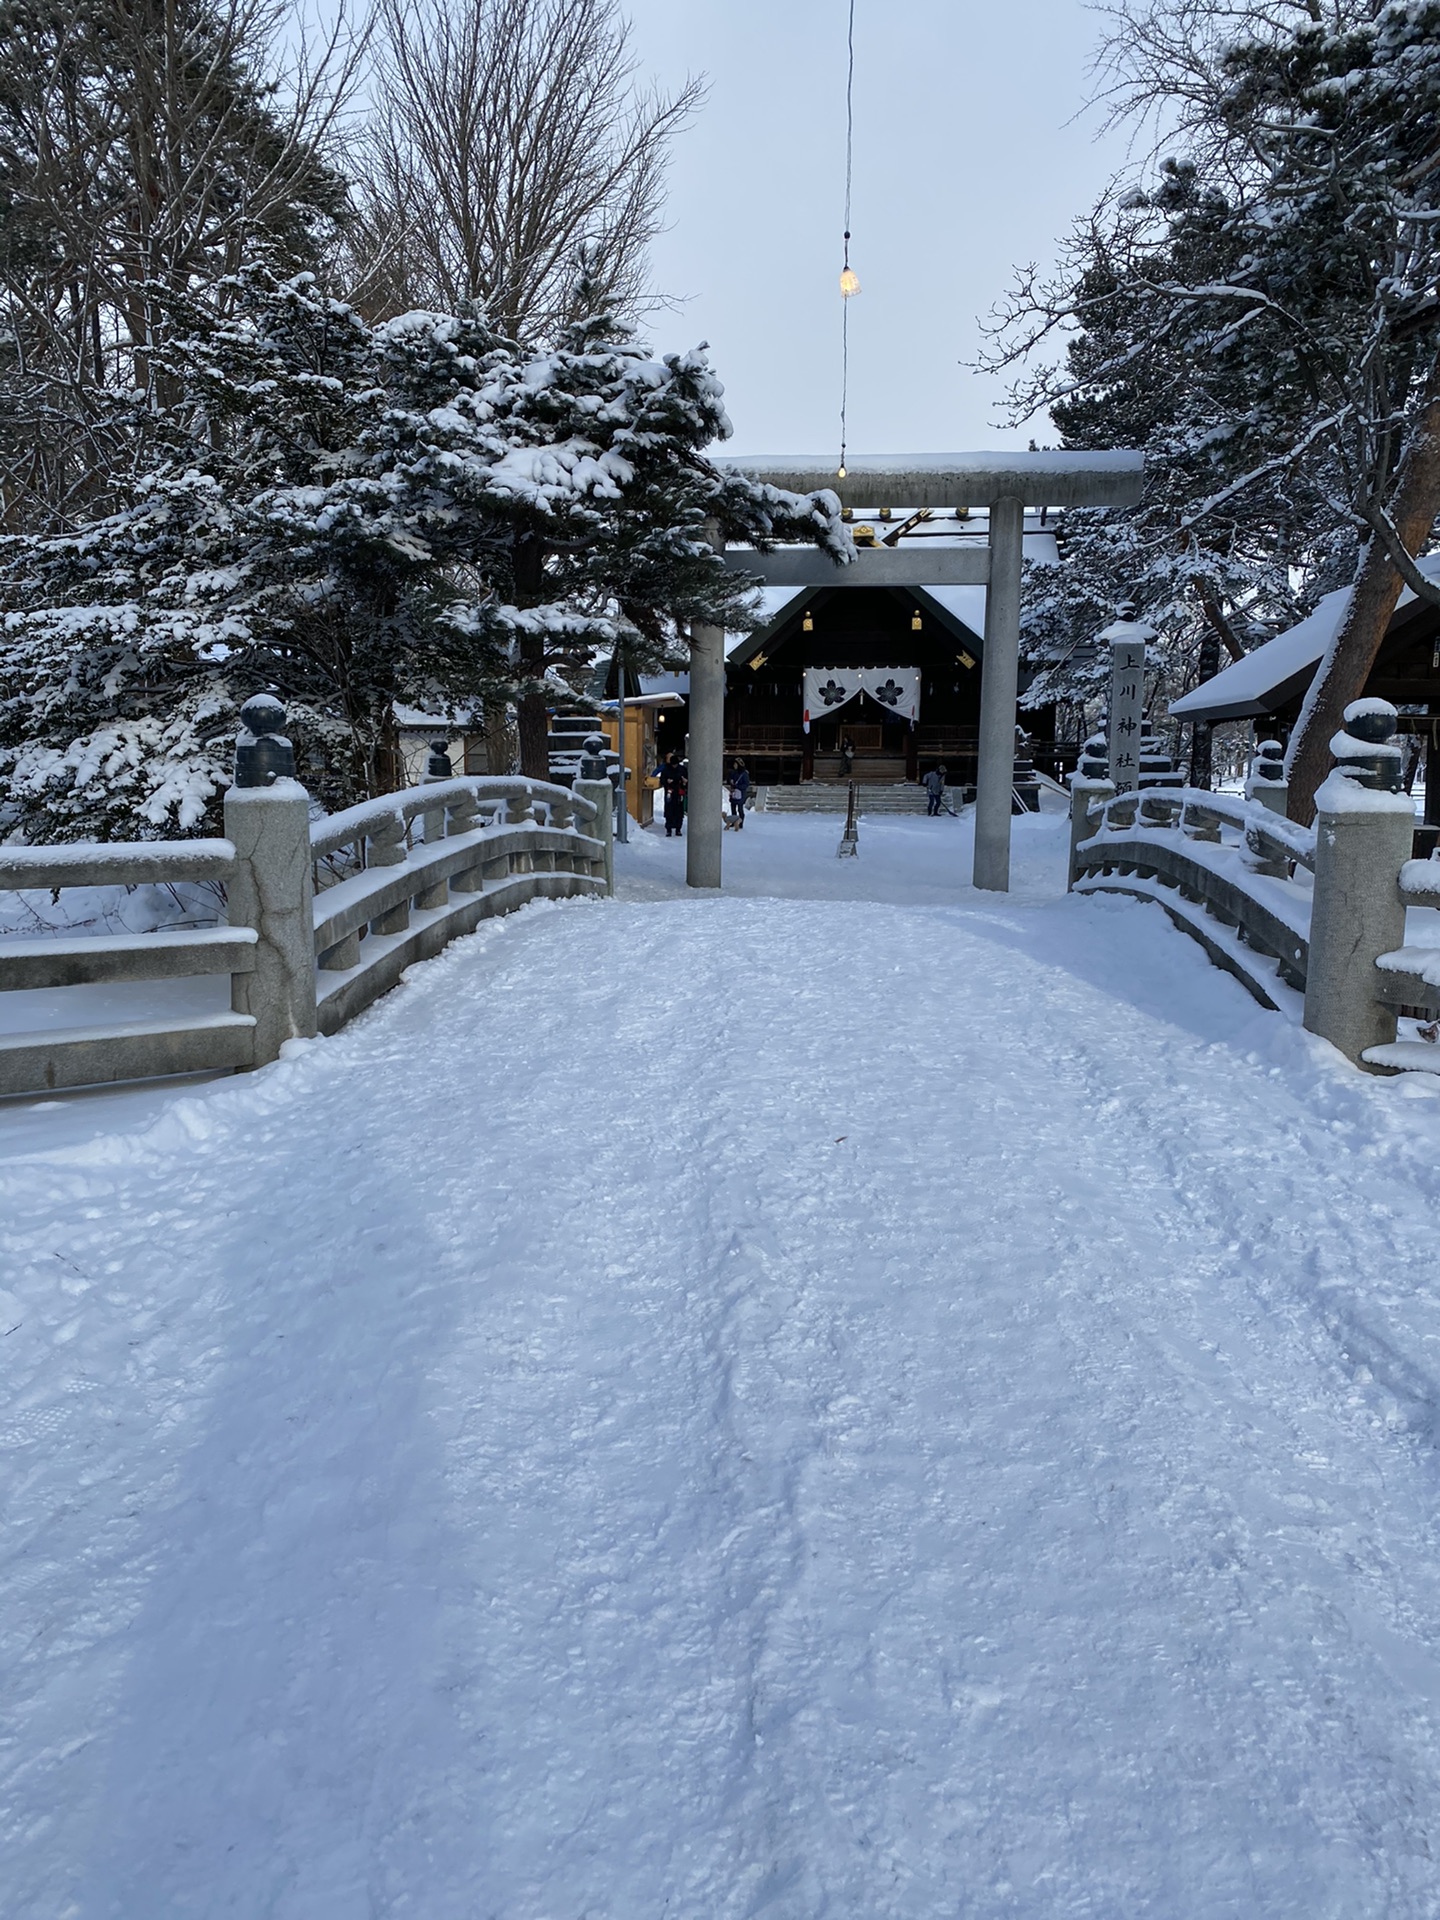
[811,754,910,782]
[754,783,938,816]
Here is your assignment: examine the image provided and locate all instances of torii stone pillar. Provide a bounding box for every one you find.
[973,495,1024,892]
[715,452,1146,892]
[687,519,725,890]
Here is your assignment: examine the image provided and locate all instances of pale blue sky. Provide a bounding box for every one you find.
[622,1,1138,457]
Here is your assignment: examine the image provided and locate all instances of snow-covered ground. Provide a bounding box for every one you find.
[7,811,1440,1916]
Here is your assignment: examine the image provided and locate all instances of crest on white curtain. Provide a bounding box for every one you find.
[858,667,920,726]
[801,666,921,733]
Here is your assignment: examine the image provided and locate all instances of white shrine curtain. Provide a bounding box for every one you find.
[801,666,921,732]
[857,666,920,727]
[802,667,860,732]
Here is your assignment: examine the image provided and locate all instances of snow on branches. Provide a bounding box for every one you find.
[988,0,1440,796]
[0,272,846,837]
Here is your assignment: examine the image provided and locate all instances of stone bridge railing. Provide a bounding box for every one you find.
[1070,701,1440,1072]
[1070,784,1315,1008]
[0,699,615,1099]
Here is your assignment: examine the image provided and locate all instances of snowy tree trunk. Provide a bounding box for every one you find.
[1288,378,1440,825]
[514,533,551,782]
[482,700,517,776]
[517,648,550,781]
[371,703,406,797]
[1188,622,1222,790]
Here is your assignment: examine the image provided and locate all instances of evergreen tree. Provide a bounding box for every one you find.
[0,0,351,531]
[0,272,846,836]
[416,281,847,776]
[1010,189,1333,783]
[988,0,1440,815]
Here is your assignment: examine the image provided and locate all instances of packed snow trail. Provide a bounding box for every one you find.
[6,817,1440,1916]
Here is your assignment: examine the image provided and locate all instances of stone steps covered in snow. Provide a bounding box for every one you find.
[755,782,940,816]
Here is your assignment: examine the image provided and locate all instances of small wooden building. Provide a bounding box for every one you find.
[597,692,685,827]
[1169,559,1440,831]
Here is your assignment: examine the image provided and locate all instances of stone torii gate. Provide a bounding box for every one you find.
[687,452,1144,892]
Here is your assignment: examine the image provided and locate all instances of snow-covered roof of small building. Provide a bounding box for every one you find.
[1168,555,1440,723]
[394,703,476,731]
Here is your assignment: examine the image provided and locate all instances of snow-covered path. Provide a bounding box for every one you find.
[7,815,1440,1916]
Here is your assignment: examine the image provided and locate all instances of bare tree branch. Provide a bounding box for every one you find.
[346,0,702,339]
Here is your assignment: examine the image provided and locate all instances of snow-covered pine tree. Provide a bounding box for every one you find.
[0,271,847,835]
[988,0,1440,816]
[384,278,849,778]
[0,275,516,838]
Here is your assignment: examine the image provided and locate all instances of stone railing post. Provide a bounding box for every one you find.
[224,695,318,1066]
[366,807,410,934]
[504,784,536,874]
[547,791,574,869]
[1303,701,1412,1067]
[446,790,483,892]
[548,790,574,832]
[415,742,453,910]
[575,734,615,896]
[1068,774,1115,890]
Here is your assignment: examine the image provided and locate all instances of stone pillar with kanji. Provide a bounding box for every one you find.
[1099,606,1156,793]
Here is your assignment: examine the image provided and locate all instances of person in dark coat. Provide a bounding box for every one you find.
[656,751,687,835]
[727,759,752,829]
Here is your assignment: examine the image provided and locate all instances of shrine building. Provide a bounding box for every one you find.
[716,507,1062,791]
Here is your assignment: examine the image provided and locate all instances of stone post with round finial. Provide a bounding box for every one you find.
[574,732,615,895]
[415,739,455,909]
[1067,732,1115,891]
[1303,699,1412,1068]
[1245,738,1289,815]
[223,694,317,1065]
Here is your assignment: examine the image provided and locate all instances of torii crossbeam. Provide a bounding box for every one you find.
[685,452,1144,893]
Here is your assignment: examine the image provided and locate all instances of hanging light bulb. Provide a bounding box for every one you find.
[840,265,860,299]
[837,465,847,479]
